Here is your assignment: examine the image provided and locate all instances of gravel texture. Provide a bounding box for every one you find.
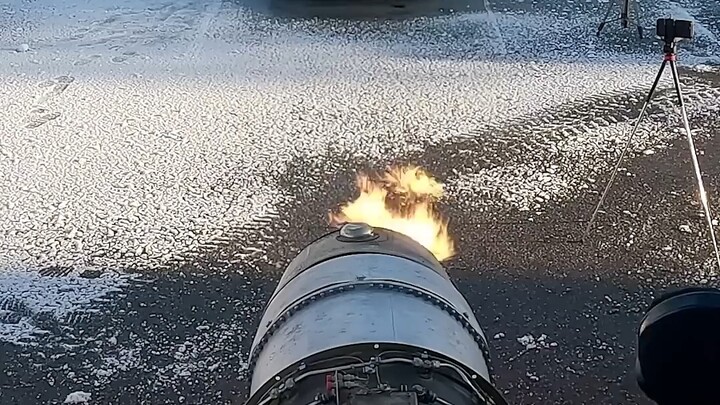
[1,0,720,403]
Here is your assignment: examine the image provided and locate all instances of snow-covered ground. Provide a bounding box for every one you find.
[1,0,720,401]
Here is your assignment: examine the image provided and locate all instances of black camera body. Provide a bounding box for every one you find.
[656,18,694,42]
[636,287,720,405]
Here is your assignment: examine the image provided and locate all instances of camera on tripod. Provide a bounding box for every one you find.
[589,15,720,405]
[656,18,693,43]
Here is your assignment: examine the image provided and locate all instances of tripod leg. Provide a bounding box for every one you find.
[668,60,720,270]
[597,0,616,36]
[632,0,643,38]
[583,60,668,240]
[621,0,630,28]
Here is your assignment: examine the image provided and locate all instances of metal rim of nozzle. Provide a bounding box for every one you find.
[338,222,379,242]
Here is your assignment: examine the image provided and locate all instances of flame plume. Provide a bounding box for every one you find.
[329,165,455,261]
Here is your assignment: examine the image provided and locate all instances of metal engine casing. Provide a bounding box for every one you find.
[246,226,494,403]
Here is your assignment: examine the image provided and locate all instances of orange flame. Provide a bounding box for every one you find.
[329,165,455,261]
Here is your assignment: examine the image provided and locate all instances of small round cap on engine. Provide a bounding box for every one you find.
[338,222,376,241]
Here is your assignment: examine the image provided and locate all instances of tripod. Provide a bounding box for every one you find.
[597,0,644,38]
[584,38,720,271]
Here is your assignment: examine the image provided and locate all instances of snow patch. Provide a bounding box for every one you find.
[517,333,557,350]
[64,391,91,404]
[0,265,131,345]
[2,0,718,273]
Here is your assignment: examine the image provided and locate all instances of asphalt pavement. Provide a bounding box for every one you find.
[2,0,720,404]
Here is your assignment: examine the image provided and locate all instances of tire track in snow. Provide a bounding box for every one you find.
[187,0,225,60]
[440,72,720,211]
[482,0,507,55]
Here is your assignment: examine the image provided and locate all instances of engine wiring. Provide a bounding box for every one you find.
[256,350,498,405]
